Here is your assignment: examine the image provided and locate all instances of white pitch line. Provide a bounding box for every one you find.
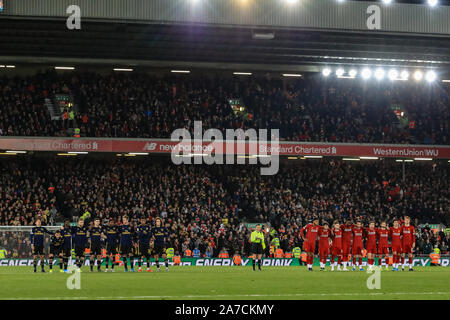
[1,292,449,300]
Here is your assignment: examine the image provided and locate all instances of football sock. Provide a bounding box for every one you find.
[252,259,256,271]
[49,259,53,270]
[41,258,45,270]
[257,259,261,270]
[90,259,94,271]
[138,258,142,268]
[59,259,63,270]
[164,258,169,268]
[97,259,101,270]
[146,255,151,268]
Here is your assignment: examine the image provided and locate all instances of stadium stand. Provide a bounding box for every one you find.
[0,156,448,257]
[0,71,449,144]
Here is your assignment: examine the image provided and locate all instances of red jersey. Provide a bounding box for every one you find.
[401,225,416,246]
[365,228,377,247]
[377,228,390,247]
[389,227,402,246]
[331,229,343,248]
[300,224,320,244]
[318,227,331,249]
[352,227,364,246]
[341,224,353,244]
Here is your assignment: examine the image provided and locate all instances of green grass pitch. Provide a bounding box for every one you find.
[0,266,449,300]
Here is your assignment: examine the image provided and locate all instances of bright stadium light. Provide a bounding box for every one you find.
[388,69,398,81]
[361,68,372,79]
[336,68,345,77]
[382,0,392,4]
[413,70,423,81]
[425,70,437,82]
[322,68,331,77]
[374,68,385,80]
[349,69,357,78]
[428,0,438,7]
[400,70,409,80]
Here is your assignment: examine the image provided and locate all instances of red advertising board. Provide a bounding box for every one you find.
[0,137,449,159]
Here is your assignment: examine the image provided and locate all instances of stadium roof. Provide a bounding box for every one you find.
[1,18,450,72]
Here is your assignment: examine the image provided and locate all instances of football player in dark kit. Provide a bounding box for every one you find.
[61,220,73,272]
[72,219,89,271]
[30,219,52,273]
[104,218,118,272]
[151,217,170,272]
[89,218,103,272]
[48,230,64,273]
[136,216,152,272]
[119,216,135,272]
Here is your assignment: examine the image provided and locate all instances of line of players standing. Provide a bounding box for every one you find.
[29,216,170,273]
[300,215,416,272]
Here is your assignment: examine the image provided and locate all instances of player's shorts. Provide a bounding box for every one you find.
[33,245,44,255]
[120,245,132,255]
[74,245,86,257]
[319,247,329,256]
[251,243,263,255]
[366,245,377,254]
[331,246,342,256]
[352,244,363,255]
[49,245,62,256]
[391,244,402,253]
[402,244,413,254]
[304,241,316,253]
[342,243,351,256]
[153,244,166,256]
[106,243,118,255]
[137,244,150,256]
[90,243,102,256]
[378,246,389,255]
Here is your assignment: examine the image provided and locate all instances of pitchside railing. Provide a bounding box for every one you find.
[0,226,62,259]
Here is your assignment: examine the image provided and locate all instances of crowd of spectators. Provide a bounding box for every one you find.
[0,71,449,144]
[0,156,448,257]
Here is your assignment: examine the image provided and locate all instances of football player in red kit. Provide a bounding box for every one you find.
[365,221,378,271]
[377,221,390,270]
[390,220,403,271]
[318,222,331,271]
[300,218,320,271]
[401,216,416,271]
[330,221,343,271]
[352,220,364,271]
[340,220,353,271]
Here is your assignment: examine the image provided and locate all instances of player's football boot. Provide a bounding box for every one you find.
[156,268,161,272]
[138,268,142,272]
[41,269,45,273]
[111,269,115,272]
[146,268,152,272]
[409,267,414,271]
[342,267,349,271]
[359,267,364,271]
[124,269,128,272]
[401,266,405,271]
[105,268,109,272]
[308,267,313,271]
[331,266,335,271]
[337,266,341,271]
[352,266,356,271]
[98,268,101,272]
[60,269,64,273]
[166,268,169,272]
[130,268,135,272]
[49,270,53,273]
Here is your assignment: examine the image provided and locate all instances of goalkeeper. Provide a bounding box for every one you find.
[250,224,266,271]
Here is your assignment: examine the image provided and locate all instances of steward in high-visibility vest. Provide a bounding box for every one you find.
[232,255,242,266]
[0,249,7,259]
[284,252,293,258]
[173,256,181,265]
[430,248,441,266]
[184,249,192,257]
[271,237,280,248]
[274,248,284,258]
[166,248,175,259]
[300,252,307,266]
